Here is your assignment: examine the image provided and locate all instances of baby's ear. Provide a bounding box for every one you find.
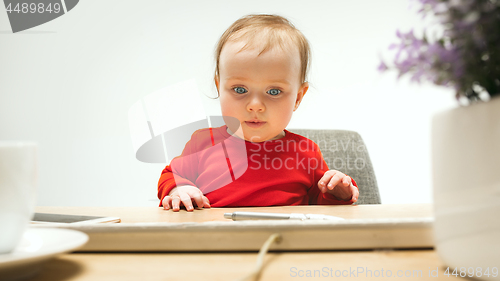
[294,82,309,111]
[300,81,309,95]
[214,75,220,89]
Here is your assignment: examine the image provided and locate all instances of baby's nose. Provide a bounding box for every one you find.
[246,96,265,112]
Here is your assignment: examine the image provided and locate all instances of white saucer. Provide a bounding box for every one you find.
[0,228,88,281]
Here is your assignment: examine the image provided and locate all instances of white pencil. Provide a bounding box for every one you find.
[224,211,344,221]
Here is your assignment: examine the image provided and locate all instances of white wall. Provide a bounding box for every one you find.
[0,0,457,206]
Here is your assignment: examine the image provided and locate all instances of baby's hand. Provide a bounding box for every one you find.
[318,170,359,202]
[162,185,211,212]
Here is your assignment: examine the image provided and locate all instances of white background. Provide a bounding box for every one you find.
[0,0,456,206]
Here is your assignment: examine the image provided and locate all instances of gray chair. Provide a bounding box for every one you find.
[288,129,381,204]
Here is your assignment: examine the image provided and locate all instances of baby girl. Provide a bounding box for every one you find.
[158,14,359,211]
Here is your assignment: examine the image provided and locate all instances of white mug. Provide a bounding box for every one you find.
[0,142,37,254]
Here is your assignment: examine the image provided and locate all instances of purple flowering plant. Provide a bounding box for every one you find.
[379,0,500,104]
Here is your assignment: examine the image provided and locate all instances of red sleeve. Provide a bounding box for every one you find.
[157,132,200,207]
[308,143,358,205]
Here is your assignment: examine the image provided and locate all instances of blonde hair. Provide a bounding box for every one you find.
[214,14,311,95]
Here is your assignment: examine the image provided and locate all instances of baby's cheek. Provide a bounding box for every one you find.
[219,95,233,113]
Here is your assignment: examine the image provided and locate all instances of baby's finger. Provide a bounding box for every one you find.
[327,173,344,191]
[190,191,205,209]
[318,171,336,193]
[171,195,181,212]
[179,193,194,212]
[202,196,211,208]
[342,176,352,187]
[162,196,172,210]
[351,184,360,202]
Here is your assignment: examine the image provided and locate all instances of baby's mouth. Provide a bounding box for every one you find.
[245,120,266,128]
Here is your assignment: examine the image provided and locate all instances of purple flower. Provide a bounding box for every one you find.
[377,61,389,72]
[380,0,500,101]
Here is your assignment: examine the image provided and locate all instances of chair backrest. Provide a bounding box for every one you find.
[288,129,381,204]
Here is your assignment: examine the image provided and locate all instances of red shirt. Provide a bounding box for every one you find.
[158,125,357,207]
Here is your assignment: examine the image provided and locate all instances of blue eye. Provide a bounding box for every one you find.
[233,87,247,94]
[267,89,281,96]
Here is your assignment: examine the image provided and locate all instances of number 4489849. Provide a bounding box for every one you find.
[444,267,498,278]
[5,2,62,14]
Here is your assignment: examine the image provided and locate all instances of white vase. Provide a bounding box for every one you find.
[432,96,500,280]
